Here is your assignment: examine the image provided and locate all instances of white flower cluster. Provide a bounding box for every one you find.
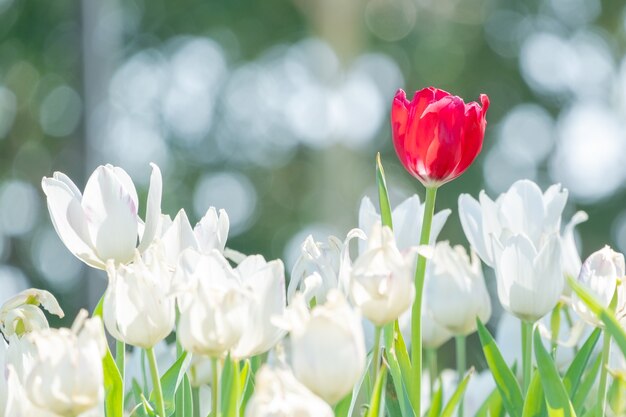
[0,163,621,416]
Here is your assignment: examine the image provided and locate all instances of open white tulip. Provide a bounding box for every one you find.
[103,244,176,348]
[359,194,451,252]
[572,246,625,327]
[176,249,250,357]
[0,289,64,337]
[426,242,491,335]
[288,229,365,304]
[231,255,286,359]
[492,233,563,322]
[245,366,334,417]
[160,207,229,268]
[350,222,415,326]
[19,313,106,417]
[41,163,162,269]
[276,290,366,404]
[458,180,567,267]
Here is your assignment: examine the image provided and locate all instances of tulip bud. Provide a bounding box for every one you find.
[19,313,106,417]
[176,249,250,357]
[572,246,625,327]
[0,289,64,338]
[245,366,334,417]
[426,242,491,336]
[350,223,415,326]
[276,290,366,404]
[492,233,563,323]
[391,87,489,187]
[103,244,176,348]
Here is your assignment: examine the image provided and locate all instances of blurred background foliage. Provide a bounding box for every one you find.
[1,0,626,366]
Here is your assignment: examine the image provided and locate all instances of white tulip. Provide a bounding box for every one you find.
[350,222,415,326]
[572,246,625,327]
[426,242,491,335]
[458,180,567,267]
[245,366,334,417]
[276,290,366,404]
[359,194,451,252]
[421,306,453,349]
[104,244,175,348]
[176,249,250,357]
[492,233,563,322]
[0,289,64,337]
[19,313,106,417]
[160,207,229,268]
[41,163,162,268]
[231,255,286,359]
[288,229,365,304]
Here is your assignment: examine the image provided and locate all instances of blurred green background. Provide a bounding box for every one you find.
[1,0,626,366]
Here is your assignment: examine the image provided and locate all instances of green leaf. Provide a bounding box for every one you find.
[131,379,150,417]
[608,373,626,416]
[563,327,601,399]
[103,342,124,417]
[522,371,545,417]
[533,329,576,417]
[426,381,443,417]
[476,318,524,417]
[150,351,190,416]
[376,152,393,229]
[345,355,373,417]
[475,387,505,417]
[393,321,416,414]
[365,366,388,417]
[568,276,626,357]
[572,355,601,411]
[439,368,473,417]
[181,374,193,417]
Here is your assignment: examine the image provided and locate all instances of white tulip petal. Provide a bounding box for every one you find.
[458,194,491,266]
[41,177,102,268]
[82,166,139,264]
[161,209,199,267]
[137,163,163,252]
[498,180,545,246]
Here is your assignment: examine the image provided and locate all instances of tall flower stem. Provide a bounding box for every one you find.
[211,357,220,416]
[455,336,466,417]
[426,348,437,398]
[372,325,382,380]
[411,186,438,413]
[192,387,200,417]
[116,340,125,401]
[521,321,533,394]
[597,330,611,416]
[147,347,166,417]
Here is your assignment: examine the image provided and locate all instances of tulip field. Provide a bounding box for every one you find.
[1,86,625,417]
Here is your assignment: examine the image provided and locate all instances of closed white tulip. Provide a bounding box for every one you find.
[0,289,64,337]
[245,366,333,417]
[572,246,625,327]
[421,307,453,349]
[176,249,250,357]
[103,244,175,348]
[41,163,162,269]
[426,242,491,335]
[350,222,415,326]
[231,255,286,359]
[458,180,567,267]
[19,314,106,417]
[276,290,366,404]
[359,194,451,252]
[492,233,563,322]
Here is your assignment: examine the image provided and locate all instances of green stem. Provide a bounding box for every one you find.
[410,186,437,415]
[372,326,382,381]
[455,336,466,417]
[192,387,200,417]
[147,347,166,417]
[597,330,612,416]
[521,321,533,395]
[212,357,220,416]
[426,348,437,399]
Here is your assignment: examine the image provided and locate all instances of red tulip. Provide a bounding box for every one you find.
[391,87,489,187]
